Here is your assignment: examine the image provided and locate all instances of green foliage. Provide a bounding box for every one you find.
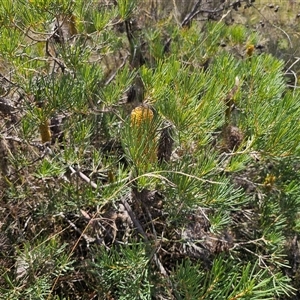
[1,0,300,299]
[118,0,138,21]
[171,258,293,300]
[0,239,73,300]
[89,243,152,299]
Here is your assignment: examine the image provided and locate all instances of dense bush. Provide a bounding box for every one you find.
[1,0,300,299]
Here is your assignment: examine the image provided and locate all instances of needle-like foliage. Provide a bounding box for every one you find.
[0,0,300,299]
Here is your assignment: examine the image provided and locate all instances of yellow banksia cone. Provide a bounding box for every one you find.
[246,44,255,57]
[130,105,154,127]
[130,105,156,164]
[39,120,51,143]
[263,174,276,189]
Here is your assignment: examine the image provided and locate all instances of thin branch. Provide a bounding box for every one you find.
[13,21,49,42]
[68,165,98,189]
[181,0,203,27]
[121,196,148,240]
[104,54,129,86]
[251,4,293,48]
[142,170,224,185]
[121,196,169,276]
[57,212,96,244]
[284,57,300,73]
[45,39,66,73]
[0,73,18,88]
[4,135,49,151]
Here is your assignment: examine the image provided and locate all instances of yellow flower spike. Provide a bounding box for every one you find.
[130,105,154,127]
[263,174,276,188]
[39,120,51,143]
[130,105,156,165]
[246,44,255,57]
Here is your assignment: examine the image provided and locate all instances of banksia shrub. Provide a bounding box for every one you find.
[2,2,300,298]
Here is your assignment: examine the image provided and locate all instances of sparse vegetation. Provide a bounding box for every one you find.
[1,0,300,299]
